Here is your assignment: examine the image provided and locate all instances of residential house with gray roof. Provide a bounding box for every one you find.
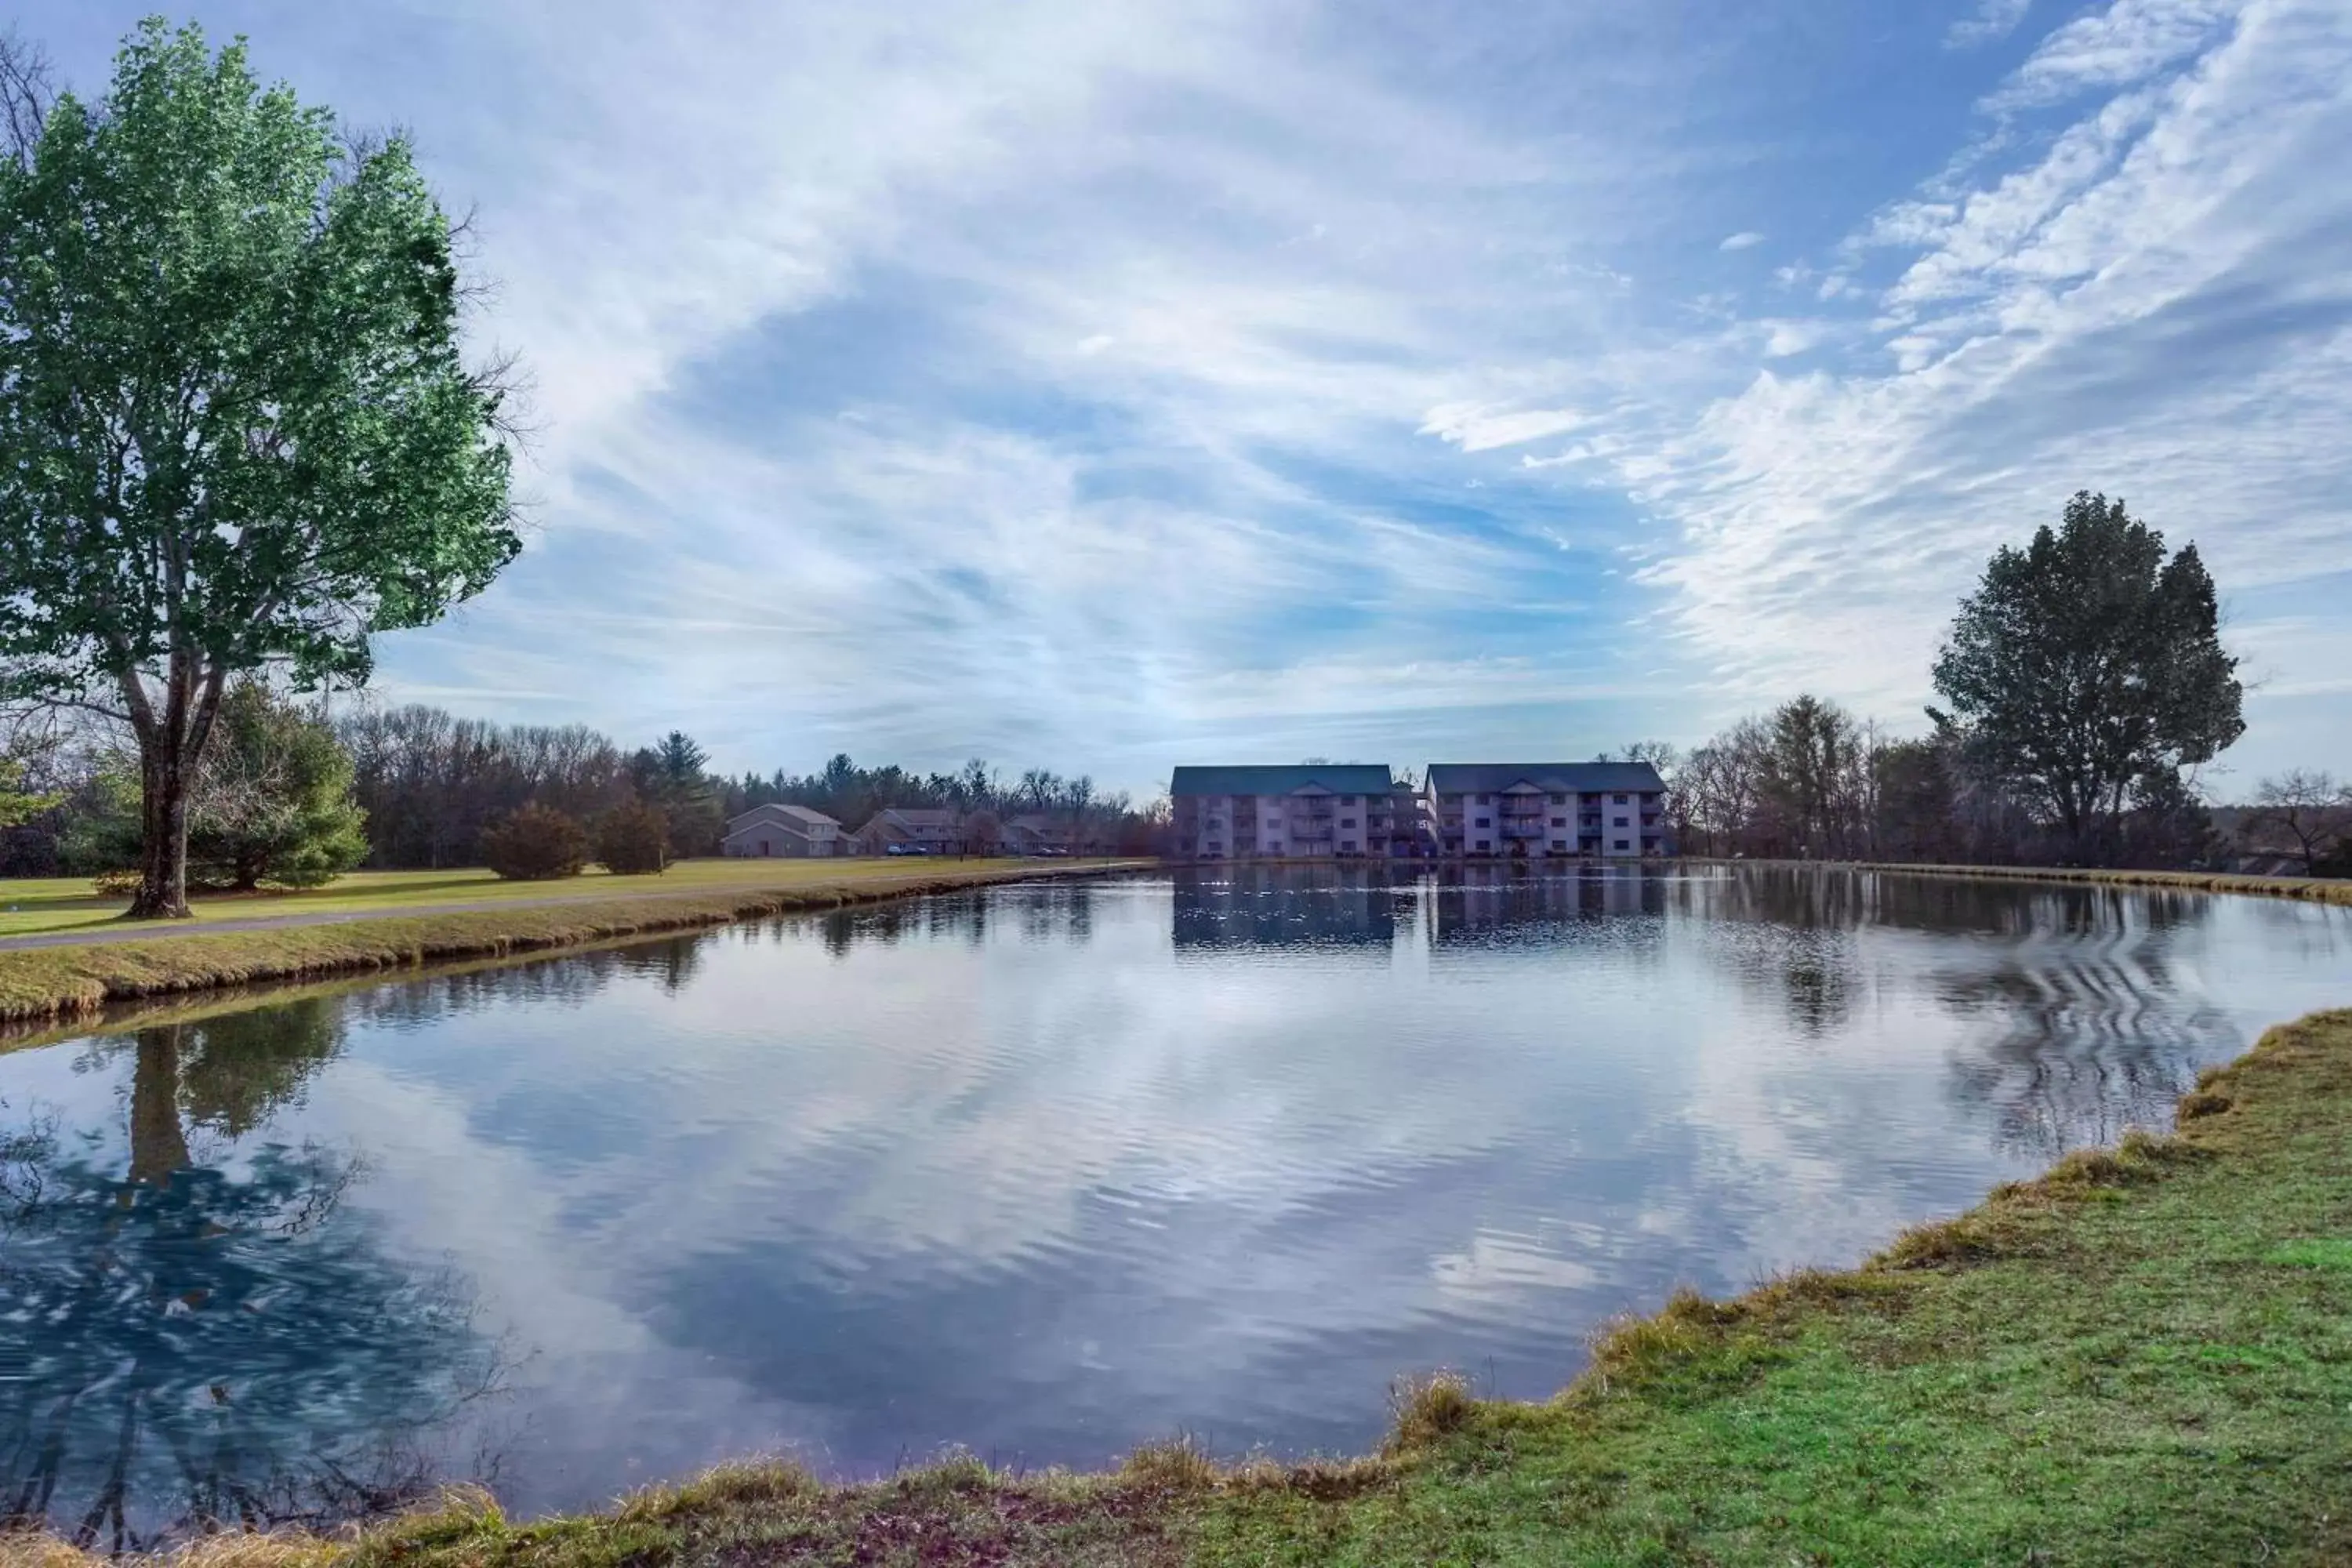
[848,807,967,856]
[721,803,844,858]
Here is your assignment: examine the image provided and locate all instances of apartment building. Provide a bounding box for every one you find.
[1422,762,1668,858]
[1169,764,1401,859]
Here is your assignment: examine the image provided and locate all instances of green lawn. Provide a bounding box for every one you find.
[0,858,1071,939]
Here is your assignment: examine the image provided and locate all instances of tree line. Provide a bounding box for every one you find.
[0,691,1163,880]
[1654,493,2329,872]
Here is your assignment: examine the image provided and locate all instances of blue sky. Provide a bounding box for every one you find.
[29,0,2352,797]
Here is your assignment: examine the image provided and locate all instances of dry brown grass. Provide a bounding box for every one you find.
[1382,1371,1477,1453]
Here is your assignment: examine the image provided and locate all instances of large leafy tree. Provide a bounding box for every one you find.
[1931,493,2242,861]
[0,22,518,918]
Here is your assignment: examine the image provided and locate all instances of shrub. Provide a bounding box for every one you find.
[595,797,670,875]
[479,803,589,880]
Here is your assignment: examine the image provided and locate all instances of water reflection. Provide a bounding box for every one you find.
[1,1007,508,1550]
[1172,866,1399,949]
[1,867,2344,1541]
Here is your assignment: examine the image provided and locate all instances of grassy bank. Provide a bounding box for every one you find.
[0,858,1143,940]
[0,860,1142,1025]
[1750,858,2352,906]
[9,1010,2345,1566]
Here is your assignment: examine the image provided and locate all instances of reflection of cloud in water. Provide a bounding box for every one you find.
[4,869,2347,1523]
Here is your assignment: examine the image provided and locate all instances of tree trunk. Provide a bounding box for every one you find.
[128,1029,191,1186]
[128,744,194,919]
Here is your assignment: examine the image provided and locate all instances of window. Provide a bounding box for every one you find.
[1614,840,1630,851]
[1475,816,1492,828]
[1550,816,1566,827]
[1614,816,1629,827]
[1342,795,1359,805]
[1341,817,1356,828]
[1614,793,1629,804]
[1477,793,1493,804]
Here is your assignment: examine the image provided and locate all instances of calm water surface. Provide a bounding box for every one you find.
[3,866,2347,1543]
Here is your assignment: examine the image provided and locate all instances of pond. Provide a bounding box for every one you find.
[2,865,2347,1544]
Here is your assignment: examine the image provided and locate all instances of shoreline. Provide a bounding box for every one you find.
[0,860,1147,1027]
[1173,855,2352,906]
[4,1007,2344,1563]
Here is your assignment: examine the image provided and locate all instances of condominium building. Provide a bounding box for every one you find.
[1422,762,1668,858]
[1169,764,1402,860]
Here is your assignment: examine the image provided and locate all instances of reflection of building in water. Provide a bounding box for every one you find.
[1171,867,1401,950]
[1429,866,1664,944]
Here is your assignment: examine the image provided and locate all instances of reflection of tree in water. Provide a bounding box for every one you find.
[813,890,1007,956]
[2,1004,508,1549]
[1016,883,1094,943]
[1935,955,2225,1160]
[610,934,704,994]
[339,946,641,1033]
[1692,920,1864,1037]
[1678,865,2209,943]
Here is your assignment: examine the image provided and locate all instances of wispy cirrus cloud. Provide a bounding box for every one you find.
[27,0,2350,787]
[1947,0,2034,49]
[1595,0,2352,761]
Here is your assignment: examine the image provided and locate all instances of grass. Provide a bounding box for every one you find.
[8,1009,2347,1566]
[0,858,1131,940]
[0,859,1142,1025]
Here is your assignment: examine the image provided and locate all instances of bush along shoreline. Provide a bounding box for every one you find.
[0,862,1144,1027]
[5,1007,2346,1566]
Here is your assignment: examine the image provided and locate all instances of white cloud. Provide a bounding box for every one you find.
[1624,0,2352,742]
[1419,405,1594,452]
[1947,0,2034,49]
[1983,0,2241,111]
[36,0,2343,782]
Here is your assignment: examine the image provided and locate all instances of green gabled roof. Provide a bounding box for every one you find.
[1169,764,1396,797]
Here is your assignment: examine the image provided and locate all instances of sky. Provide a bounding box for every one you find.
[24,0,2352,797]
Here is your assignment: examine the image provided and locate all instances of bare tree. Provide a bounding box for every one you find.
[2245,771,2352,875]
[0,25,54,166]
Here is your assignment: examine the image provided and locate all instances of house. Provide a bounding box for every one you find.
[1001,813,1075,856]
[1422,762,1667,858]
[720,803,843,858]
[848,807,966,857]
[1169,765,1399,860]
